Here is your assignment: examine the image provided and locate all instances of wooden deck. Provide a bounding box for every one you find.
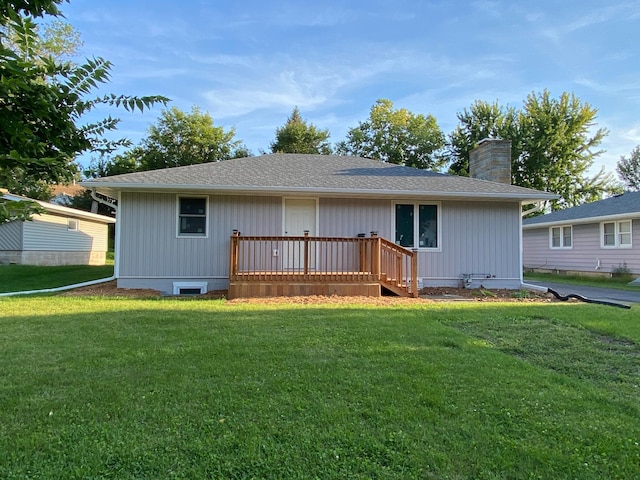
[228,232,418,299]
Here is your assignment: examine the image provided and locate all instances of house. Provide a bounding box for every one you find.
[0,191,115,266]
[523,191,640,276]
[81,141,555,297]
[50,183,87,207]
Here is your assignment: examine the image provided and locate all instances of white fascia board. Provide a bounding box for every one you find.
[523,212,640,229]
[87,183,556,202]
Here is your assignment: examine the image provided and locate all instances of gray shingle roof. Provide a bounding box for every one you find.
[82,153,555,201]
[523,191,640,226]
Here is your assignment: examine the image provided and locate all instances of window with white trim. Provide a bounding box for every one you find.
[550,225,572,249]
[177,196,208,237]
[67,219,79,231]
[601,220,632,248]
[394,203,439,249]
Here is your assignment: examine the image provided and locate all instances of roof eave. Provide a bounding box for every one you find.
[523,211,640,229]
[82,182,556,202]
[2,193,115,223]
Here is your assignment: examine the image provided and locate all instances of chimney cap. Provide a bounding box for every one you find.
[477,137,507,145]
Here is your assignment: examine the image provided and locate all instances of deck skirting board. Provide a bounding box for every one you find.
[228,281,381,299]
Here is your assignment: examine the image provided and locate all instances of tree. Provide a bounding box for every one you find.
[447,91,620,210]
[0,0,168,221]
[269,107,332,154]
[336,99,446,170]
[616,146,640,191]
[135,106,249,171]
[447,100,518,176]
[84,149,143,179]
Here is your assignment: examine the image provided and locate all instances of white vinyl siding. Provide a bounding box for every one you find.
[601,220,632,248]
[119,192,282,278]
[119,194,523,289]
[22,213,109,252]
[0,221,24,250]
[550,225,572,249]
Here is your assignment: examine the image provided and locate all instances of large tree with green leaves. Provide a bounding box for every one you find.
[447,100,519,176]
[269,107,332,154]
[133,106,249,171]
[336,99,445,170]
[448,91,619,209]
[0,0,168,221]
[616,145,640,191]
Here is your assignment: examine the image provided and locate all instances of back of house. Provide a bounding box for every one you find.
[82,148,555,296]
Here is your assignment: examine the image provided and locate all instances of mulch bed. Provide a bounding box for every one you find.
[60,280,555,305]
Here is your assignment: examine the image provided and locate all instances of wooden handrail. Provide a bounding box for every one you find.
[378,237,418,297]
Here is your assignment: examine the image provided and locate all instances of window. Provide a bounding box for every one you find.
[550,225,572,249]
[601,220,632,248]
[172,282,208,295]
[67,219,79,231]
[619,220,632,246]
[395,203,439,249]
[178,197,207,237]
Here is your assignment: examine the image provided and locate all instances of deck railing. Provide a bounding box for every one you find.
[229,232,418,297]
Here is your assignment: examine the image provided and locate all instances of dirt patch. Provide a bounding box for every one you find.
[60,281,554,305]
[60,280,162,298]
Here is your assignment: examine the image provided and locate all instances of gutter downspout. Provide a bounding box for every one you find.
[521,201,545,218]
[91,187,120,282]
[91,188,118,212]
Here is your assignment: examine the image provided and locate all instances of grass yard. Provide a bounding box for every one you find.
[524,271,639,291]
[0,297,639,479]
[0,263,114,293]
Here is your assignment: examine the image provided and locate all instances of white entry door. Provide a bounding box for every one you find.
[284,198,317,236]
[284,198,317,270]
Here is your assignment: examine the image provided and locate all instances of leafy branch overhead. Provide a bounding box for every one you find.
[0,0,169,211]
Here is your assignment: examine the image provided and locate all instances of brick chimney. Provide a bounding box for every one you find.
[469,138,512,184]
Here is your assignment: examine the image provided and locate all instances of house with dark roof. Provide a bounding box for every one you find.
[523,191,640,276]
[0,191,115,266]
[82,141,555,297]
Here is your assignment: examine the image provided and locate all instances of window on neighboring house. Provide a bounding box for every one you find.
[178,196,208,237]
[601,220,632,248]
[550,225,572,248]
[68,219,79,231]
[394,203,439,249]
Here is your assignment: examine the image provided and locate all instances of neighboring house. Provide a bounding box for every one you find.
[523,191,640,276]
[0,191,115,266]
[50,183,87,206]
[82,142,555,297]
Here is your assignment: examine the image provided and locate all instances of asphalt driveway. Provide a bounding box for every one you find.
[525,280,640,305]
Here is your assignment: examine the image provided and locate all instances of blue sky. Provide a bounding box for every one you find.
[61,0,640,178]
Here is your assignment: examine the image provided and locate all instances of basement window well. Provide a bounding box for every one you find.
[172,282,208,295]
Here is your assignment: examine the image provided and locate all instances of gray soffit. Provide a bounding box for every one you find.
[82,153,556,202]
[523,191,640,227]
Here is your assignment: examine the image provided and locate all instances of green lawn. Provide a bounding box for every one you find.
[0,263,114,293]
[524,271,639,291]
[1,297,638,479]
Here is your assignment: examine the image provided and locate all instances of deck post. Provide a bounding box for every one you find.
[411,248,419,297]
[303,230,310,275]
[229,230,240,280]
[357,233,366,274]
[370,231,380,280]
